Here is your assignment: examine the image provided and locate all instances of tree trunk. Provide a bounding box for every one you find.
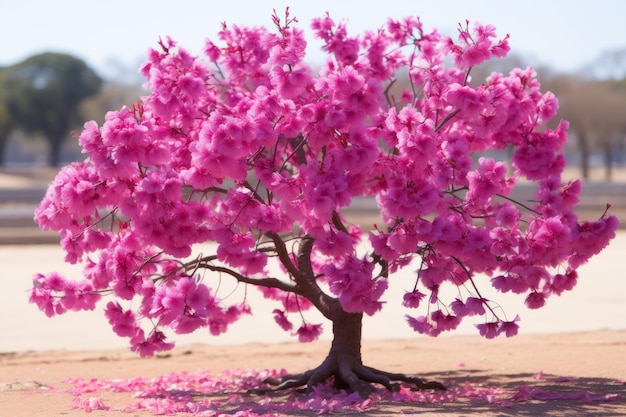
[0,135,7,167]
[578,130,590,180]
[258,235,445,397]
[604,143,613,182]
[300,310,370,394]
[324,311,364,391]
[48,136,62,167]
[329,311,363,361]
[258,303,445,397]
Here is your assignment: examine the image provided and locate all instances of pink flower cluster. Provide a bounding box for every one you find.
[29,272,100,317]
[32,9,618,351]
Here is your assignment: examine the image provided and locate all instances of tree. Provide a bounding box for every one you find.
[30,12,618,397]
[1,53,101,166]
[79,81,146,126]
[585,47,626,80]
[552,76,626,180]
[0,82,14,165]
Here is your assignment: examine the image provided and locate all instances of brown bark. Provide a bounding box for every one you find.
[255,306,444,397]
[253,236,445,397]
[247,234,445,397]
[329,311,363,361]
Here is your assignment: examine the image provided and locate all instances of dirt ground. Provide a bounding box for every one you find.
[1,330,625,416]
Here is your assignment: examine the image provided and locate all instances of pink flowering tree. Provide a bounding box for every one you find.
[31,10,618,397]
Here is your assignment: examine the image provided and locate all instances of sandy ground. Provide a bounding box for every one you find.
[1,331,625,416]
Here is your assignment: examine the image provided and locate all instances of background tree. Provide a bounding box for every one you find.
[80,81,145,126]
[30,13,617,398]
[0,53,102,166]
[0,78,14,165]
[551,75,626,180]
[596,78,626,180]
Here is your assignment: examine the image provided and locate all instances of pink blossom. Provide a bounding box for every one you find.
[105,302,140,338]
[450,298,468,316]
[295,323,323,343]
[513,142,567,180]
[377,173,441,221]
[405,315,434,335]
[28,286,56,318]
[53,366,623,413]
[402,291,425,308]
[58,281,100,312]
[550,271,578,296]
[476,321,500,339]
[525,291,547,309]
[466,157,513,207]
[271,65,312,99]
[431,310,461,333]
[495,204,521,228]
[314,228,353,259]
[465,297,487,316]
[324,256,387,315]
[71,396,110,412]
[29,272,100,317]
[272,309,293,331]
[387,223,421,254]
[501,315,520,337]
[445,22,509,68]
[131,330,175,357]
[446,83,489,118]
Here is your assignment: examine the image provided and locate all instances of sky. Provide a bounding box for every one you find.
[1,0,625,81]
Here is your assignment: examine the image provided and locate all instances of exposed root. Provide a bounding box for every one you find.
[250,352,445,399]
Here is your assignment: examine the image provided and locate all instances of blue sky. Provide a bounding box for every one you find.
[2,0,625,80]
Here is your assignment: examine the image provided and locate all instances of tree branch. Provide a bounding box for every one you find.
[451,255,501,320]
[199,263,301,294]
[296,237,341,319]
[162,247,300,294]
[265,232,302,280]
[495,193,540,215]
[435,109,461,131]
[332,211,349,234]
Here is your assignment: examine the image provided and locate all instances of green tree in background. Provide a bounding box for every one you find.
[0,53,102,166]
[0,88,15,165]
[552,76,626,181]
